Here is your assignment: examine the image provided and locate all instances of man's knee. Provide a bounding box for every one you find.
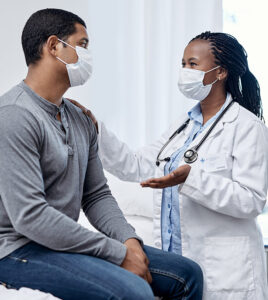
[180,257,203,295]
[121,276,154,300]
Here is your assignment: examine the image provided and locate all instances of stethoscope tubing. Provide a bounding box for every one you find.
[155,119,190,166]
[156,100,234,166]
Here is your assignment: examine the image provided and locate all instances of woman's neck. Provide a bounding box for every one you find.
[200,87,227,125]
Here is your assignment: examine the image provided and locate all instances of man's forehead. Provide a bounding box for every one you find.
[70,23,89,41]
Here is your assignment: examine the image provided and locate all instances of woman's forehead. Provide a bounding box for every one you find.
[183,39,213,61]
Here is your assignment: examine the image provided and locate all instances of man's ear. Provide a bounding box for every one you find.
[217,67,228,81]
[46,35,61,57]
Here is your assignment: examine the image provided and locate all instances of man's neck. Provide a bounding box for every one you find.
[24,63,69,107]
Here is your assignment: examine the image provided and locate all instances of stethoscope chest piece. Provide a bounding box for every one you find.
[184,148,198,164]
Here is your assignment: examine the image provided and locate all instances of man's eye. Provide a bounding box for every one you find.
[80,43,87,48]
[181,62,186,68]
[190,62,197,66]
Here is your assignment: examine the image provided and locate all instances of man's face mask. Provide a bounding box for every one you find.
[177,66,220,101]
[56,38,92,87]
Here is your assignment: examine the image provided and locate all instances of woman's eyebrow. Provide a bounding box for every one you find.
[188,57,198,61]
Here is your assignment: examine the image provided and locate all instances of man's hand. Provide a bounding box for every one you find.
[121,238,152,284]
[140,164,191,189]
[67,98,98,133]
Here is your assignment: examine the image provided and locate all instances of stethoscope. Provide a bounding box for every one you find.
[156,100,234,166]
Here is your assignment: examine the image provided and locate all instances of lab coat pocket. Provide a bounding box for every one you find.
[204,236,255,292]
[202,154,231,173]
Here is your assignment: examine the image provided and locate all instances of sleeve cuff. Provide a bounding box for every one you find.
[107,239,128,265]
[179,164,199,197]
[122,234,144,247]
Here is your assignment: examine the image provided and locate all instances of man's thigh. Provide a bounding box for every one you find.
[0,242,153,300]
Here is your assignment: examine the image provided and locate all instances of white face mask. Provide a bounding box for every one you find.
[177,66,220,101]
[56,38,92,87]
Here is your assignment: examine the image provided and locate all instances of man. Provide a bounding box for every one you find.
[0,9,203,300]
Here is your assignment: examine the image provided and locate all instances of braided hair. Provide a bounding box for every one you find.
[190,31,263,120]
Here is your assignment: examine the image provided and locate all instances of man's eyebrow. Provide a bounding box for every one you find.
[80,37,89,43]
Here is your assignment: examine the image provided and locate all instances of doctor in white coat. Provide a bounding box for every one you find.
[71,31,268,300]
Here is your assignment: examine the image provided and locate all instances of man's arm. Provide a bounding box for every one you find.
[81,120,152,282]
[0,106,127,265]
[81,117,143,245]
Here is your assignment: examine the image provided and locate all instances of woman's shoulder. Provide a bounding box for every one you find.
[236,103,265,126]
[234,104,268,143]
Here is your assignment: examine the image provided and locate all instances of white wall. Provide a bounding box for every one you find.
[0,0,222,149]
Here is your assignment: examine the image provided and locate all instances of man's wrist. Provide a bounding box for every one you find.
[124,238,142,248]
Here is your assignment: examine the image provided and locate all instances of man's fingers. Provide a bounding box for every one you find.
[146,270,153,284]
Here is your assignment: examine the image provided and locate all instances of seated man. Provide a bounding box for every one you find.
[0,8,203,300]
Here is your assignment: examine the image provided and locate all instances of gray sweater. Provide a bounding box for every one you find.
[0,81,141,265]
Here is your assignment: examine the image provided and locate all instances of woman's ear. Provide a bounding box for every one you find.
[46,35,60,57]
[217,67,228,81]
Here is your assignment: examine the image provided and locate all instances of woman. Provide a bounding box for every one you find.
[71,31,268,299]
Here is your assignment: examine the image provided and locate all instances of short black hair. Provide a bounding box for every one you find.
[22,8,86,66]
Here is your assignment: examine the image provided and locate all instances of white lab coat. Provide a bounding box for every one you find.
[97,95,268,300]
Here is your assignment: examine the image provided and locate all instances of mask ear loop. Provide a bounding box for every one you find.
[57,38,76,50]
[204,65,221,85]
[210,78,219,85]
[205,65,221,73]
[56,38,78,65]
[56,57,68,65]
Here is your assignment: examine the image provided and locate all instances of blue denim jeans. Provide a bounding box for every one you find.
[0,242,203,299]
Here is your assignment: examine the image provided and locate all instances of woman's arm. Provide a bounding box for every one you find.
[142,120,268,219]
[98,120,166,182]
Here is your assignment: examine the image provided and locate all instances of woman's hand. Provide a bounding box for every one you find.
[67,98,99,133]
[140,164,191,189]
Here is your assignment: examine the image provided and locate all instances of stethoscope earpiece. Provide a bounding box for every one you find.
[156,157,170,166]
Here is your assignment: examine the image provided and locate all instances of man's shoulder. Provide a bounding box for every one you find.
[0,85,42,134]
[0,82,36,113]
[0,83,25,108]
[0,83,42,122]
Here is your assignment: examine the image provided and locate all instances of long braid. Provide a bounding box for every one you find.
[190,31,263,120]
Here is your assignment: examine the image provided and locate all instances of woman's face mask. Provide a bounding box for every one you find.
[56,39,92,87]
[177,66,220,101]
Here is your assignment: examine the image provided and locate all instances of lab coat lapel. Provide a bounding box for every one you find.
[161,100,239,160]
[186,101,240,147]
[204,101,240,141]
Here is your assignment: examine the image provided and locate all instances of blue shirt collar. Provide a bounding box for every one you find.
[187,95,230,126]
[188,102,203,125]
